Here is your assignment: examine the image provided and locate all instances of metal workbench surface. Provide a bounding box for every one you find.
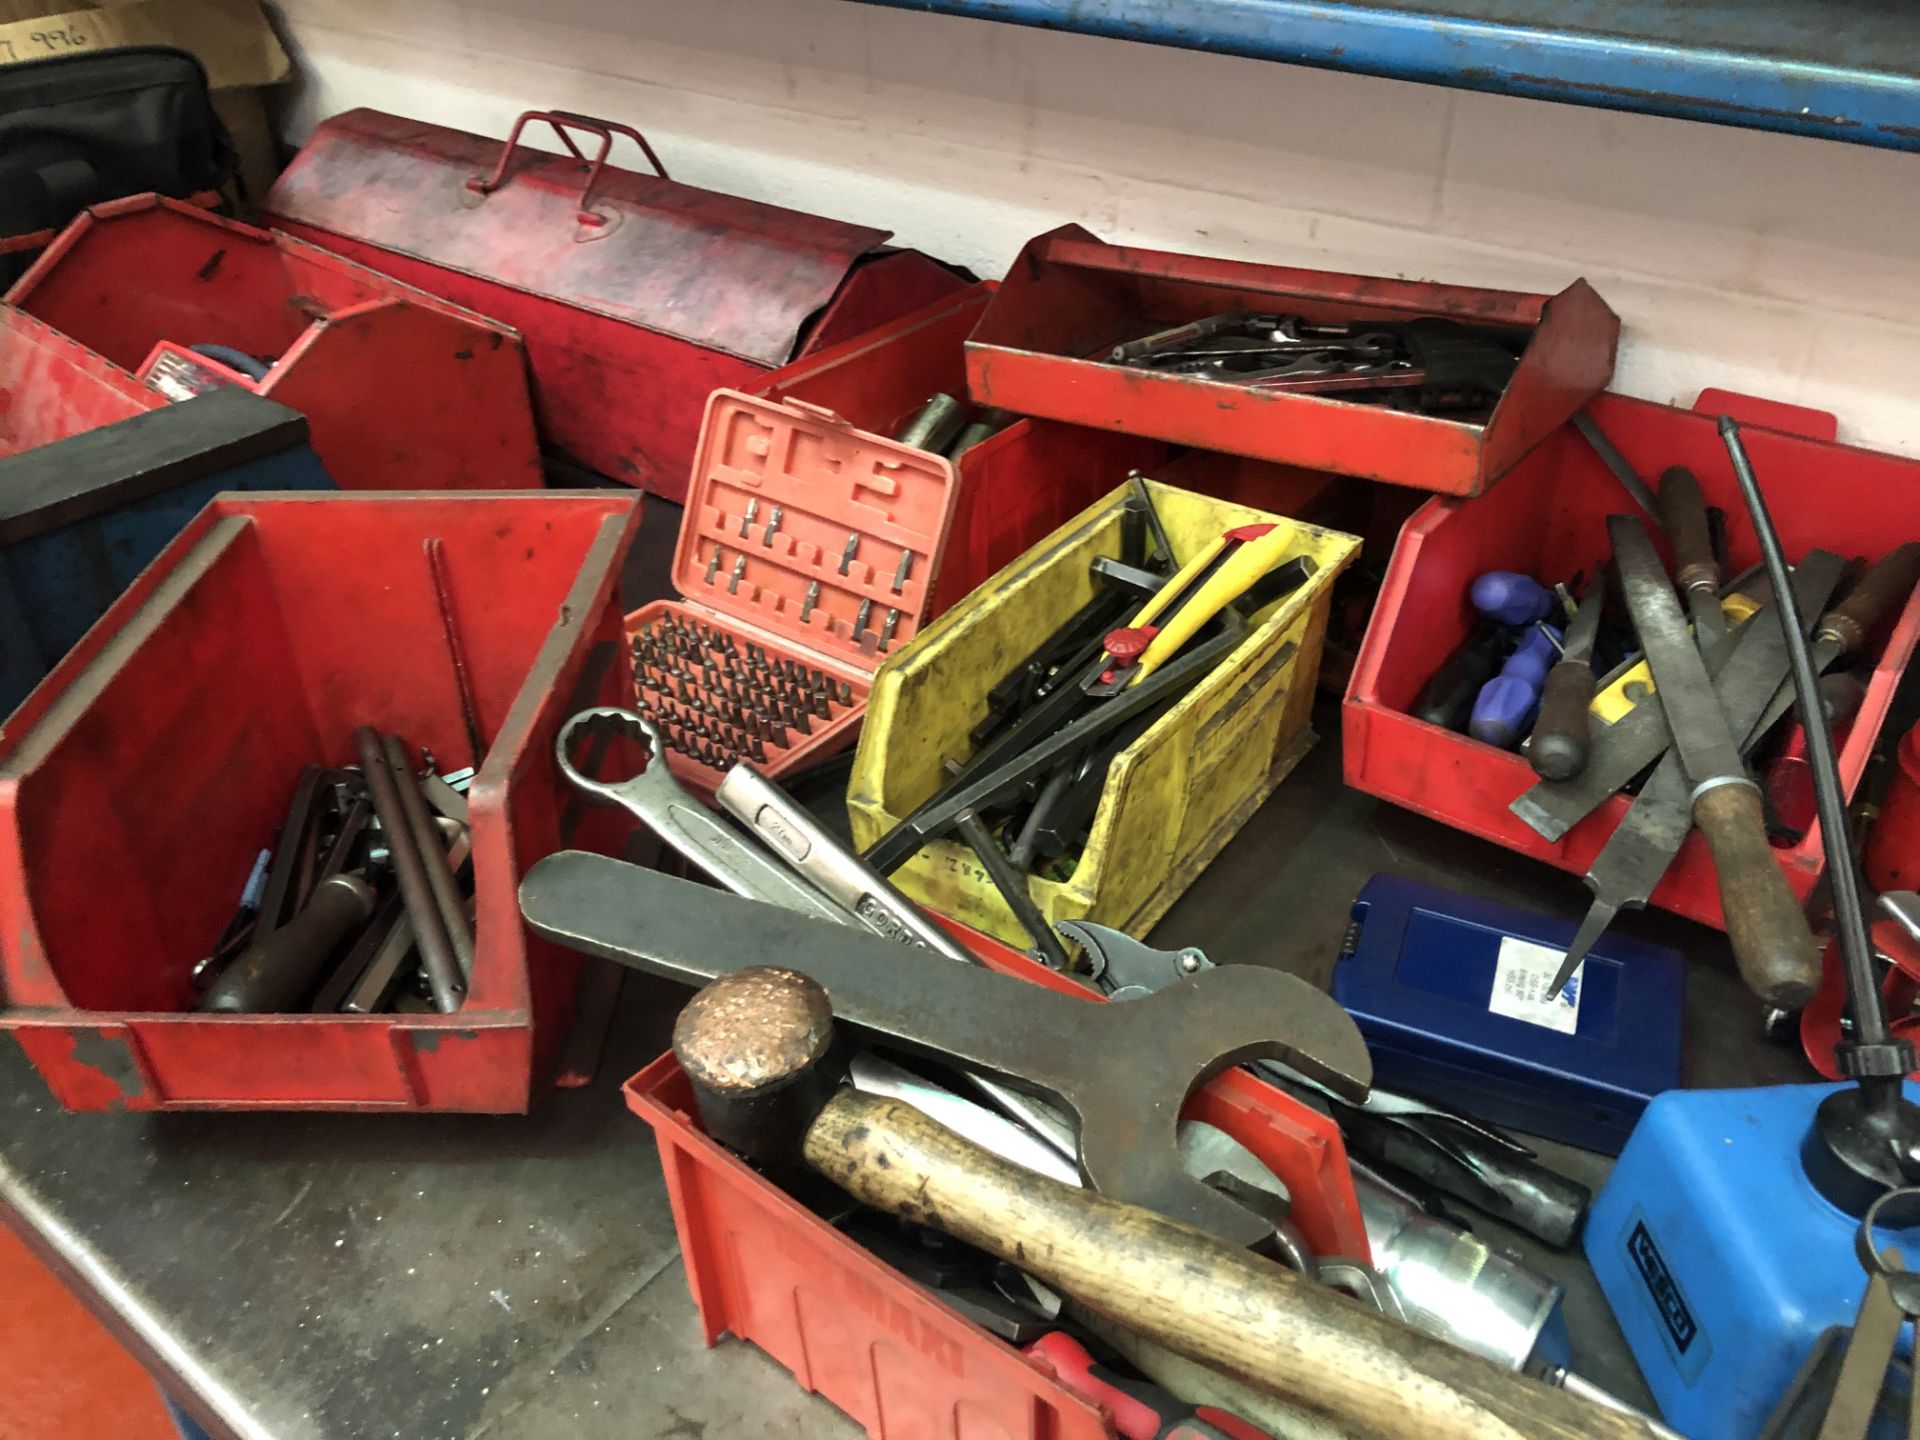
[0,513,1811,1439]
[849,0,1920,152]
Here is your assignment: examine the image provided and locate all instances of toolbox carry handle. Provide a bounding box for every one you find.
[465,109,670,228]
[1693,388,1838,443]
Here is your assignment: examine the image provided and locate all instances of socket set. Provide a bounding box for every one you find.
[625,388,960,789]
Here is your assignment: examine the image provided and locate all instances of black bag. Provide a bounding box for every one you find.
[0,45,235,275]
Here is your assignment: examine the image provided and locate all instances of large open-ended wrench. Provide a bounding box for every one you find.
[519,851,1372,1247]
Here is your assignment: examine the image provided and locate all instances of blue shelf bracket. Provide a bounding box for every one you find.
[848,0,1920,152]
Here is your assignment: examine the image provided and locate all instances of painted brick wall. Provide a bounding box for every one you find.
[265,0,1920,455]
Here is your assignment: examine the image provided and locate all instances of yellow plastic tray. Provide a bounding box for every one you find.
[848,478,1361,947]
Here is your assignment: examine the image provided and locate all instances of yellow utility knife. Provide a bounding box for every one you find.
[1090,523,1308,694]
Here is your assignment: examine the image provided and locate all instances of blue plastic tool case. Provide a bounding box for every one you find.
[1331,874,1685,1154]
[0,387,333,714]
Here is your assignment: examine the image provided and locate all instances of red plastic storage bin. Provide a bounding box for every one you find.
[624,924,1364,1440]
[6,195,543,492]
[0,305,162,457]
[1344,389,1920,932]
[749,284,1164,616]
[1870,721,1920,895]
[0,490,641,1112]
[966,225,1618,498]
[262,108,970,499]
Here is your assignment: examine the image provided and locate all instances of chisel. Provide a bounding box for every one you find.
[1609,514,1819,1007]
[1541,550,1846,999]
[1656,465,1726,641]
[1510,542,1920,842]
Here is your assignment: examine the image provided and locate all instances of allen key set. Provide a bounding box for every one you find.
[623,389,960,788]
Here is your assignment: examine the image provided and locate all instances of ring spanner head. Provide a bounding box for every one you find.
[553,707,847,924]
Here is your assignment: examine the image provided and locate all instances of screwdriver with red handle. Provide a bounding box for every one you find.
[1024,1331,1272,1440]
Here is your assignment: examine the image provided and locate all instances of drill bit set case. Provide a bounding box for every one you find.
[624,388,963,790]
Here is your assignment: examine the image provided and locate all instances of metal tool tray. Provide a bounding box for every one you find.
[964,224,1618,497]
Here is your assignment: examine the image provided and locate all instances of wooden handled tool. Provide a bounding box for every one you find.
[1610,515,1819,1006]
[674,966,1665,1440]
[1655,466,1725,640]
[1819,541,1920,654]
[1527,586,1605,781]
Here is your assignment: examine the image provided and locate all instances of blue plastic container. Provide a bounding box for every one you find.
[1588,1081,1919,1439]
[0,388,332,713]
[1332,874,1685,1154]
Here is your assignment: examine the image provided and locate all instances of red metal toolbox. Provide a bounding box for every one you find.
[1343,389,1920,933]
[0,304,162,457]
[0,490,641,1112]
[966,225,1618,498]
[624,922,1364,1440]
[748,284,1165,616]
[6,195,543,492]
[262,108,971,500]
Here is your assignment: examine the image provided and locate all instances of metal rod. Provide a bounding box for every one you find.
[425,539,488,768]
[353,727,465,1012]
[1573,412,1659,516]
[1718,419,1883,1045]
[954,807,1072,971]
[381,732,477,984]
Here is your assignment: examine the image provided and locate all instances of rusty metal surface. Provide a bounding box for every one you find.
[672,966,837,1095]
[264,109,897,367]
[0,306,161,459]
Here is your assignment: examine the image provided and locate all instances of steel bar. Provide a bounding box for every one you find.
[353,726,464,1012]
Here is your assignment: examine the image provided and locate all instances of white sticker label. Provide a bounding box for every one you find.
[1488,937,1583,1035]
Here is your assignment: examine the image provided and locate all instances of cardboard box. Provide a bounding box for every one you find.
[0,0,289,199]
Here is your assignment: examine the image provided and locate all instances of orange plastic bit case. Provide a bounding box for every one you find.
[628,388,962,789]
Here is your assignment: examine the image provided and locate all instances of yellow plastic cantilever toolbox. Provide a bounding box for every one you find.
[848,477,1360,946]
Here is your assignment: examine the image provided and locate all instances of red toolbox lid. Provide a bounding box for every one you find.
[265,109,899,367]
[673,391,957,669]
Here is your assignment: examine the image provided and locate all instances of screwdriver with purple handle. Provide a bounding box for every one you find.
[1466,570,1562,749]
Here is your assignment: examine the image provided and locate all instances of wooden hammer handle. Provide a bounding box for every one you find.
[806,1091,1661,1440]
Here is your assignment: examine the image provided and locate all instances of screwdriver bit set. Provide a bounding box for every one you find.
[625,390,960,787]
[629,611,860,778]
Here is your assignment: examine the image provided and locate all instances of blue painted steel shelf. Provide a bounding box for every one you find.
[849,0,1920,151]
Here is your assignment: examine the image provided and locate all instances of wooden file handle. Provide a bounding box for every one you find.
[1820,541,1920,654]
[1528,660,1598,781]
[1693,783,1819,1008]
[1656,466,1718,596]
[805,1091,1664,1440]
